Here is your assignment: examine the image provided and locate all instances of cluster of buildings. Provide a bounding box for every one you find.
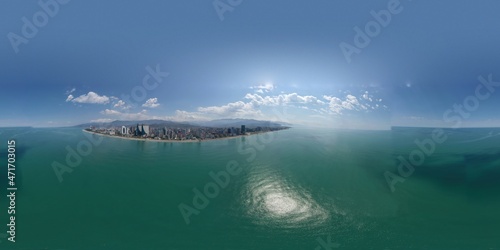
[88,124,255,141]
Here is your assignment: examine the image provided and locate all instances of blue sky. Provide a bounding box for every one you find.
[1,0,500,129]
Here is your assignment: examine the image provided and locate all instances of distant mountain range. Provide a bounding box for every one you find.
[75,119,291,128]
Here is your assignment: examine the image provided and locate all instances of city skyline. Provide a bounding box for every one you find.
[2,1,500,129]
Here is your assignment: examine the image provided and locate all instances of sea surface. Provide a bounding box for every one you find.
[0,127,499,249]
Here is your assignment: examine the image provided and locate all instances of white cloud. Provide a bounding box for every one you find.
[98,108,209,123]
[362,91,370,100]
[244,93,277,106]
[156,100,265,121]
[70,92,110,104]
[113,100,131,109]
[65,88,76,95]
[250,82,275,93]
[345,94,361,109]
[101,109,122,116]
[282,93,319,104]
[142,98,160,108]
[197,101,262,118]
[361,91,376,102]
[244,93,321,107]
[323,95,343,114]
[66,95,74,102]
[243,91,387,117]
[91,89,387,127]
[323,94,374,114]
[168,110,208,121]
[114,100,125,108]
[90,118,114,123]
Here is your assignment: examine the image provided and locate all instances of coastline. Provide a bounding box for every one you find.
[82,128,285,143]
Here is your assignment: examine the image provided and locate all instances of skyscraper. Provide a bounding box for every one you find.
[136,124,140,136]
[141,125,150,136]
[121,126,127,135]
[241,125,246,135]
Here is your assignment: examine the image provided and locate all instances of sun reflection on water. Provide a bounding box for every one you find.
[241,167,330,228]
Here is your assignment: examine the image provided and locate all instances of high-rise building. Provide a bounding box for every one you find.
[141,125,150,136]
[136,124,141,136]
[241,125,246,134]
[121,126,127,135]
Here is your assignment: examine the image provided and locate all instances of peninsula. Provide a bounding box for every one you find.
[80,119,290,143]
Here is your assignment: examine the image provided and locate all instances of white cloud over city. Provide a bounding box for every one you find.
[197,101,262,118]
[66,91,110,104]
[113,100,127,109]
[250,82,275,93]
[142,98,160,108]
[66,87,388,127]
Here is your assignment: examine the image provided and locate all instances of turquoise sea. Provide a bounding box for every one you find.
[0,127,499,249]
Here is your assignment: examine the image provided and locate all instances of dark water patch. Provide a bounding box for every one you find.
[0,145,30,159]
[462,150,500,186]
[405,150,500,191]
[390,127,500,192]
